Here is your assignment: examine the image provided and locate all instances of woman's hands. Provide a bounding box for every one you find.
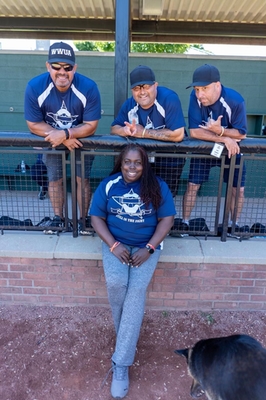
[113,245,150,268]
[128,247,150,268]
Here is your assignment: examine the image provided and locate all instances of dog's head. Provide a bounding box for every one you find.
[175,335,266,400]
[175,348,205,398]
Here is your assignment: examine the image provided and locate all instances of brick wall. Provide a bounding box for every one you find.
[0,257,265,311]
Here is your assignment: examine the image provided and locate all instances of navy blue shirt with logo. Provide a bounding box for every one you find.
[112,86,186,169]
[187,84,247,186]
[90,172,176,248]
[24,72,101,129]
[188,85,247,134]
[112,86,185,132]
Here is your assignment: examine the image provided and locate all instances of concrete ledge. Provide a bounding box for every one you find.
[0,231,266,264]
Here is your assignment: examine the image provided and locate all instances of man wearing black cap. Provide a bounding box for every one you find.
[24,42,101,234]
[182,64,247,230]
[111,65,186,197]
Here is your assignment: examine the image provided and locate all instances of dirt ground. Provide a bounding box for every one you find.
[0,305,266,400]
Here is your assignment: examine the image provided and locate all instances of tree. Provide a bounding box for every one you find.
[75,41,205,54]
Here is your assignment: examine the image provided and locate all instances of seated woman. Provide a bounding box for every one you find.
[90,143,176,399]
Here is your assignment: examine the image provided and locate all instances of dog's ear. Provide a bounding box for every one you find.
[175,348,189,360]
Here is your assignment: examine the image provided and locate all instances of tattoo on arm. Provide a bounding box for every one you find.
[146,129,171,139]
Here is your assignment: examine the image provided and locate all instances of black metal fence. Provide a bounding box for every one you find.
[1,132,266,241]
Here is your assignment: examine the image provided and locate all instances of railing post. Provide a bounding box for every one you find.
[221,155,236,241]
[70,150,78,237]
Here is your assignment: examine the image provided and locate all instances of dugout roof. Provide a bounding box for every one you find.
[1,0,266,45]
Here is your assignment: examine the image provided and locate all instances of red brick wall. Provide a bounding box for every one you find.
[0,257,266,310]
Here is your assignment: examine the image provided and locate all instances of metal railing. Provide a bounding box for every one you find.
[1,132,266,241]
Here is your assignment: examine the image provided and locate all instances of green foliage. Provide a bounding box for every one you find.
[75,41,205,54]
[201,312,216,325]
[75,41,115,52]
[132,43,189,53]
[162,310,170,317]
[75,42,99,51]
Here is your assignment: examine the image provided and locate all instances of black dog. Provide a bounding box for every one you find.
[175,334,266,400]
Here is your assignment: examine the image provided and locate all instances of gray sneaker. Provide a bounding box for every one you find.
[111,363,129,399]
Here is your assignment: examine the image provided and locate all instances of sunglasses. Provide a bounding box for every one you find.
[132,84,154,92]
[50,63,74,72]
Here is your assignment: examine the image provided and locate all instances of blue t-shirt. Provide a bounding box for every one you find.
[24,72,101,130]
[112,86,185,131]
[90,172,176,248]
[188,85,247,134]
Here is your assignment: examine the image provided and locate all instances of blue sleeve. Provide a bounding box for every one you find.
[230,102,247,134]
[164,92,186,130]
[83,83,102,122]
[188,91,202,129]
[89,181,108,218]
[24,82,45,122]
[111,100,131,126]
[157,179,176,218]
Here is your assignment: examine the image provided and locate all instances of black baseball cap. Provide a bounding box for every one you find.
[130,65,156,89]
[48,42,76,66]
[186,64,220,89]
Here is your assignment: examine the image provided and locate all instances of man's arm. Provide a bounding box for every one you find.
[190,125,245,158]
[191,114,246,141]
[27,120,99,150]
[26,121,52,138]
[111,123,185,142]
[67,120,99,139]
[143,127,184,142]
[190,127,245,141]
[111,124,132,138]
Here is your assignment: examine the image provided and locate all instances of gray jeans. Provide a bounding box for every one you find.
[102,242,160,366]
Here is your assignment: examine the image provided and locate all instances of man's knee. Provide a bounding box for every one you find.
[76,176,89,186]
[232,186,245,196]
[49,178,63,187]
[187,182,201,194]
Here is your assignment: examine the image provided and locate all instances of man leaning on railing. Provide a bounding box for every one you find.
[182,64,247,233]
[24,41,101,235]
[110,65,186,197]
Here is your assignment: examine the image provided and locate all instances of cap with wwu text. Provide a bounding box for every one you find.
[48,42,76,66]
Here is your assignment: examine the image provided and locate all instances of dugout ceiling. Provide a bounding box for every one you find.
[0,0,266,45]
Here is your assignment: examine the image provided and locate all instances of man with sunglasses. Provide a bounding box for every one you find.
[111,65,186,197]
[24,41,101,233]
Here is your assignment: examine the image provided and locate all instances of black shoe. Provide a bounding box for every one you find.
[49,215,63,228]
[179,222,189,231]
[171,218,189,231]
[43,215,64,234]
[170,219,189,237]
[177,222,189,237]
[38,186,47,200]
[78,216,94,236]
[36,216,52,227]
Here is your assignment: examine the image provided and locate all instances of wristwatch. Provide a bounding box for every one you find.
[64,128,70,140]
[145,244,155,254]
